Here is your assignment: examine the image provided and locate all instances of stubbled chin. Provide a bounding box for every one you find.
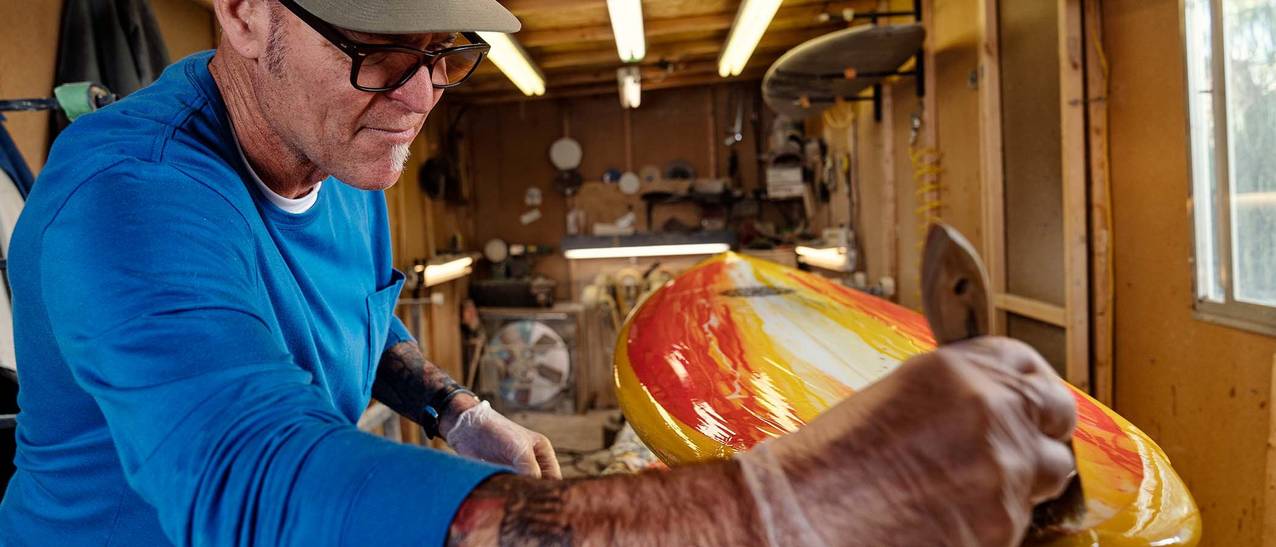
[333,145,410,190]
[335,165,403,190]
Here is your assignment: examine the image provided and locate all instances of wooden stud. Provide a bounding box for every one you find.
[1059,0,1091,392]
[623,108,634,172]
[994,293,1068,328]
[918,0,939,269]
[978,0,1008,336]
[707,88,718,180]
[1084,0,1115,407]
[881,87,898,291]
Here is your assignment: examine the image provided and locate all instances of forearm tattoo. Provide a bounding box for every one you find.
[447,461,765,546]
[372,340,461,425]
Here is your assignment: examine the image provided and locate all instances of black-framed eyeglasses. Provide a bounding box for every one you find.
[277,0,490,92]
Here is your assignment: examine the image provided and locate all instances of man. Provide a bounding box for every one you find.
[0,1,1076,546]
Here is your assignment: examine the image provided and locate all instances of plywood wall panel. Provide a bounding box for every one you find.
[567,94,626,181]
[0,0,217,175]
[467,100,571,298]
[1105,1,1276,545]
[999,0,1065,306]
[931,0,983,253]
[151,0,215,60]
[463,82,774,297]
[0,1,63,173]
[630,87,712,183]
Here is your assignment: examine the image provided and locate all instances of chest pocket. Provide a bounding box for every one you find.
[363,269,406,393]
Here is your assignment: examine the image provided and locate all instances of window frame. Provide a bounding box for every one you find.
[1184,0,1276,336]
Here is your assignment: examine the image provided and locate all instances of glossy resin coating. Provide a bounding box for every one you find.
[615,253,1200,546]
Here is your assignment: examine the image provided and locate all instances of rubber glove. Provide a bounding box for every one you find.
[736,337,1077,547]
[444,401,563,479]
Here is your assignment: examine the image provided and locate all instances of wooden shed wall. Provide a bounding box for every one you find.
[0,0,215,174]
[462,84,778,300]
[1105,1,1275,544]
[853,1,1272,543]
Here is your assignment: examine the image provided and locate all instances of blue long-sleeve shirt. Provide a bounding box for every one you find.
[0,51,502,546]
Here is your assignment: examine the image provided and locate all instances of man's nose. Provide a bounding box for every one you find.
[385,65,439,113]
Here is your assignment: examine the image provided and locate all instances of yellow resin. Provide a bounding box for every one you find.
[616,253,1200,546]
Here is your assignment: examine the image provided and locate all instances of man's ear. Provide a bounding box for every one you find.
[213,0,273,60]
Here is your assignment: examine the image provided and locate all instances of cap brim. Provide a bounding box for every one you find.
[296,0,521,34]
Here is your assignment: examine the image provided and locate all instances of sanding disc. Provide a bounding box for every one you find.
[618,172,641,195]
[549,138,583,170]
[483,238,509,263]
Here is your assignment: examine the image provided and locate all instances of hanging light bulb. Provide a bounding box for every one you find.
[618,66,642,109]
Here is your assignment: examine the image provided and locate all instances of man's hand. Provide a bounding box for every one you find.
[737,336,1077,547]
[373,341,560,478]
[443,396,562,479]
[447,337,1072,546]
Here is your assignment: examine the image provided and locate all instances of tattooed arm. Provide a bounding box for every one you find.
[374,341,561,478]
[447,338,1078,546]
[372,340,476,433]
[448,461,765,546]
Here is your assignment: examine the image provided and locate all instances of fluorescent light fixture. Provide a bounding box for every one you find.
[717,0,782,77]
[618,66,641,109]
[417,256,474,287]
[477,31,546,96]
[565,243,730,260]
[607,0,646,62]
[795,246,853,272]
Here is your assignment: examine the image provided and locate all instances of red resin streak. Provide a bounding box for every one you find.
[628,262,791,449]
[1070,389,1143,480]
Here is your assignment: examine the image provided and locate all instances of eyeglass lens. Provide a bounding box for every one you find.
[356,48,484,90]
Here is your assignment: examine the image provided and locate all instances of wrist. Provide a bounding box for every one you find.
[736,444,827,547]
[439,391,480,439]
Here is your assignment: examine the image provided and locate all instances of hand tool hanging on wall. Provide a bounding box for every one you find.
[921,223,1088,543]
[0,82,116,122]
[0,81,116,200]
[50,0,169,141]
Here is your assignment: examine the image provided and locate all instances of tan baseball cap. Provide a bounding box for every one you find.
[293,0,521,34]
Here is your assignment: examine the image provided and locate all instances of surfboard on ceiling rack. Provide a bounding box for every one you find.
[762,23,926,121]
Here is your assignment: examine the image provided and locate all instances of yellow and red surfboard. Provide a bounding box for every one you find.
[615,253,1200,546]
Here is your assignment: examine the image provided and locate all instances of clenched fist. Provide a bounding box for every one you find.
[737,337,1077,547]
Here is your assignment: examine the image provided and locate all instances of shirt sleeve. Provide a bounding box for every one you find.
[385,313,415,353]
[39,163,502,547]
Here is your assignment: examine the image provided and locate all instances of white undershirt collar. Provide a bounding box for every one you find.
[232,131,320,215]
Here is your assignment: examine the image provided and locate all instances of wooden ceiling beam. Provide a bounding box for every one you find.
[453,67,768,105]
[534,27,826,71]
[517,1,870,48]
[460,51,785,95]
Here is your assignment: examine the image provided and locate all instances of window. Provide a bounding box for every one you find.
[1186,0,1276,334]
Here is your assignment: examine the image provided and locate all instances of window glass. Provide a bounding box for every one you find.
[1223,0,1276,306]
